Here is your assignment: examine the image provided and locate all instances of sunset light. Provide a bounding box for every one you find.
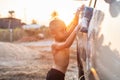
[0,0,88,25]
[0,0,120,80]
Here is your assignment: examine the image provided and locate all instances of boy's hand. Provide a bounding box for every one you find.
[75,4,85,16]
[75,24,81,33]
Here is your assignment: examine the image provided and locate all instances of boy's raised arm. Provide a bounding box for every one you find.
[52,24,81,51]
[65,5,84,38]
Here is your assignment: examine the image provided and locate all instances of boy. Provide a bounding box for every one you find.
[46,5,84,80]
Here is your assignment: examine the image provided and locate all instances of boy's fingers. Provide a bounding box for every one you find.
[78,4,85,11]
[76,4,85,14]
[74,4,85,15]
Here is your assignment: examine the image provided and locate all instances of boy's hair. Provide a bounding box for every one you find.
[49,18,66,29]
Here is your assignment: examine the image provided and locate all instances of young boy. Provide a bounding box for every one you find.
[46,5,84,80]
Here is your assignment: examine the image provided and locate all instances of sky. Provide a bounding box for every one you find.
[0,0,88,25]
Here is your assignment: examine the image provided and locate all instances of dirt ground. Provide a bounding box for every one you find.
[0,39,79,80]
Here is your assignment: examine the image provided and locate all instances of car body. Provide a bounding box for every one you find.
[76,0,120,80]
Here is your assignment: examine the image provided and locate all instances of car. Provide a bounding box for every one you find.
[76,0,120,80]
